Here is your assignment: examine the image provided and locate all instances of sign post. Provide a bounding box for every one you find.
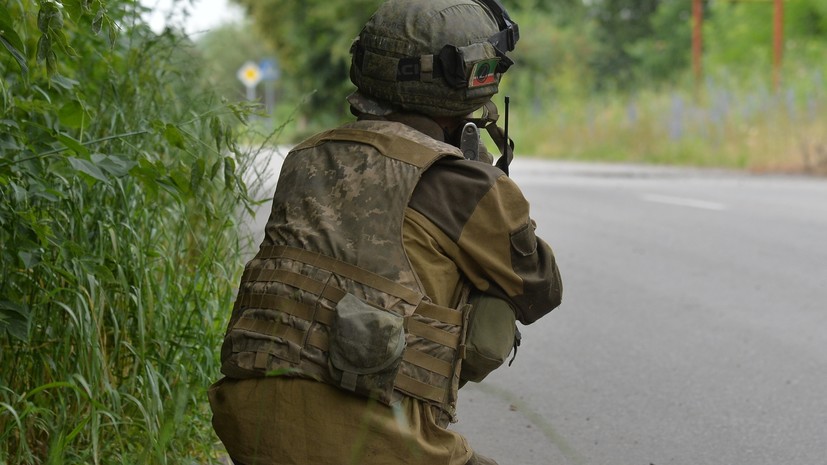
[772,0,784,91]
[692,0,703,98]
[259,58,281,117]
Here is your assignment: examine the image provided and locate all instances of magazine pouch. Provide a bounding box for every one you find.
[460,293,518,383]
[329,293,406,403]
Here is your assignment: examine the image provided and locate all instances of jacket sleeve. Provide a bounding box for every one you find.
[408,159,563,324]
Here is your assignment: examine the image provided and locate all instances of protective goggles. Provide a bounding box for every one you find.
[432,0,520,89]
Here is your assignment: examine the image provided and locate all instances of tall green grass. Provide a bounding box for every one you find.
[1,2,268,463]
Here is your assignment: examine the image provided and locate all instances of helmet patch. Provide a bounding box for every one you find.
[469,58,500,88]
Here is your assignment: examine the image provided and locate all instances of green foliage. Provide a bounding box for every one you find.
[510,0,589,25]
[587,0,660,90]
[0,1,266,463]
[628,0,695,84]
[705,1,774,73]
[501,10,596,106]
[705,0,827,80]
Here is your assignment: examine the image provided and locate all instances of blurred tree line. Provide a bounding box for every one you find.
[217,0,826,134]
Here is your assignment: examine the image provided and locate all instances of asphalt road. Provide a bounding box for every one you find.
[452,159,827,465]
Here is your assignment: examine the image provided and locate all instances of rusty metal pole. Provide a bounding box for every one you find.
[772,0,784,91]
[692,0,703,97]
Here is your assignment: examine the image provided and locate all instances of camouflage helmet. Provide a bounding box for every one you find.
[349,0,519,117]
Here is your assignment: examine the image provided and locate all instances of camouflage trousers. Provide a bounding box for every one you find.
[210,377,494,465]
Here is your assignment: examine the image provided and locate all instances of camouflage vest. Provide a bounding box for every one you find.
[220,120,468,417]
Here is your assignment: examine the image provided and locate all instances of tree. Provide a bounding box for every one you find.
[627,0,699,85]
[588,0,660,90]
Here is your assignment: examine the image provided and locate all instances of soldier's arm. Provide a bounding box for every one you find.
[409,158,562,324]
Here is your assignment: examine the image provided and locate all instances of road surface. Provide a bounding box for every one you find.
[453,159,827,465]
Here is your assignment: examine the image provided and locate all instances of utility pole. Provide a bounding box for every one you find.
[692,0,703,97]
[772,0,784,91]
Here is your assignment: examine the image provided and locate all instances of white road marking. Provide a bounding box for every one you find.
[641,194,727,211]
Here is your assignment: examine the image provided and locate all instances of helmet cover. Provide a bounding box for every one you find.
[349,0,517,116]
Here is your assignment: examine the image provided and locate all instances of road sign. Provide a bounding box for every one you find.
[259,58,280,81]
[237,61,262,88]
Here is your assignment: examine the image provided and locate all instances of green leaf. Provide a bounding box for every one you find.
[190,158,205,192]
[0,300,31,343]
[0,4,22,43]
[93,263,115,282]
[36,34,51,63]
[18,250,41,268]
[56,132,90,157]
[210,116,223,151]
[91,9,104,34]
[68,156,107,182]
[169,168,191,195]
[163,123,186,149]
[209,159,221,179]
[58,100,90,129]
[61,0,88,21]
[0,119,20,130]
[10,182,27,202]
[223,156,236,190]
[52,29,79,58]
[45,49,58,75]
[50,74,79,90]
[91,153,137,177]
[38,2,64,33]
[0,5,28,75]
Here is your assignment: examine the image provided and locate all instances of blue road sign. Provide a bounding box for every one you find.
[259,58,280,81]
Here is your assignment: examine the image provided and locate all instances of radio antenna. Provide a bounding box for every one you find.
[503,96,510,158]
[501,96,511,175]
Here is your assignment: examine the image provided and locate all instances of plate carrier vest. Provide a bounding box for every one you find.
[220,120,468,418]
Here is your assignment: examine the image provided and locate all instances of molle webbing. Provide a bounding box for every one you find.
[222,120,466,413]
[249,246,423,306]
[236,244,464,406]
[244,246,463,326]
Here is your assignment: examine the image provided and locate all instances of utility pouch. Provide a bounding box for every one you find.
[460,293,518,383]
[328,293,406,403]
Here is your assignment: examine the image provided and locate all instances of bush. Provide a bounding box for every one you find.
[0,1,265,463]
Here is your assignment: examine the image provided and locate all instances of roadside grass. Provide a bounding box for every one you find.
[508,74,827,174]
[0,3,270,464]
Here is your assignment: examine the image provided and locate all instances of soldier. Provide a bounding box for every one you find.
[208,0,563,464]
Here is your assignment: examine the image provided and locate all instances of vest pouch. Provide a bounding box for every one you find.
[460,293,517,383]
[328,293,406,403]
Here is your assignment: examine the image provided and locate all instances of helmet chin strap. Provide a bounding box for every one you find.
[465,100,514,175]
